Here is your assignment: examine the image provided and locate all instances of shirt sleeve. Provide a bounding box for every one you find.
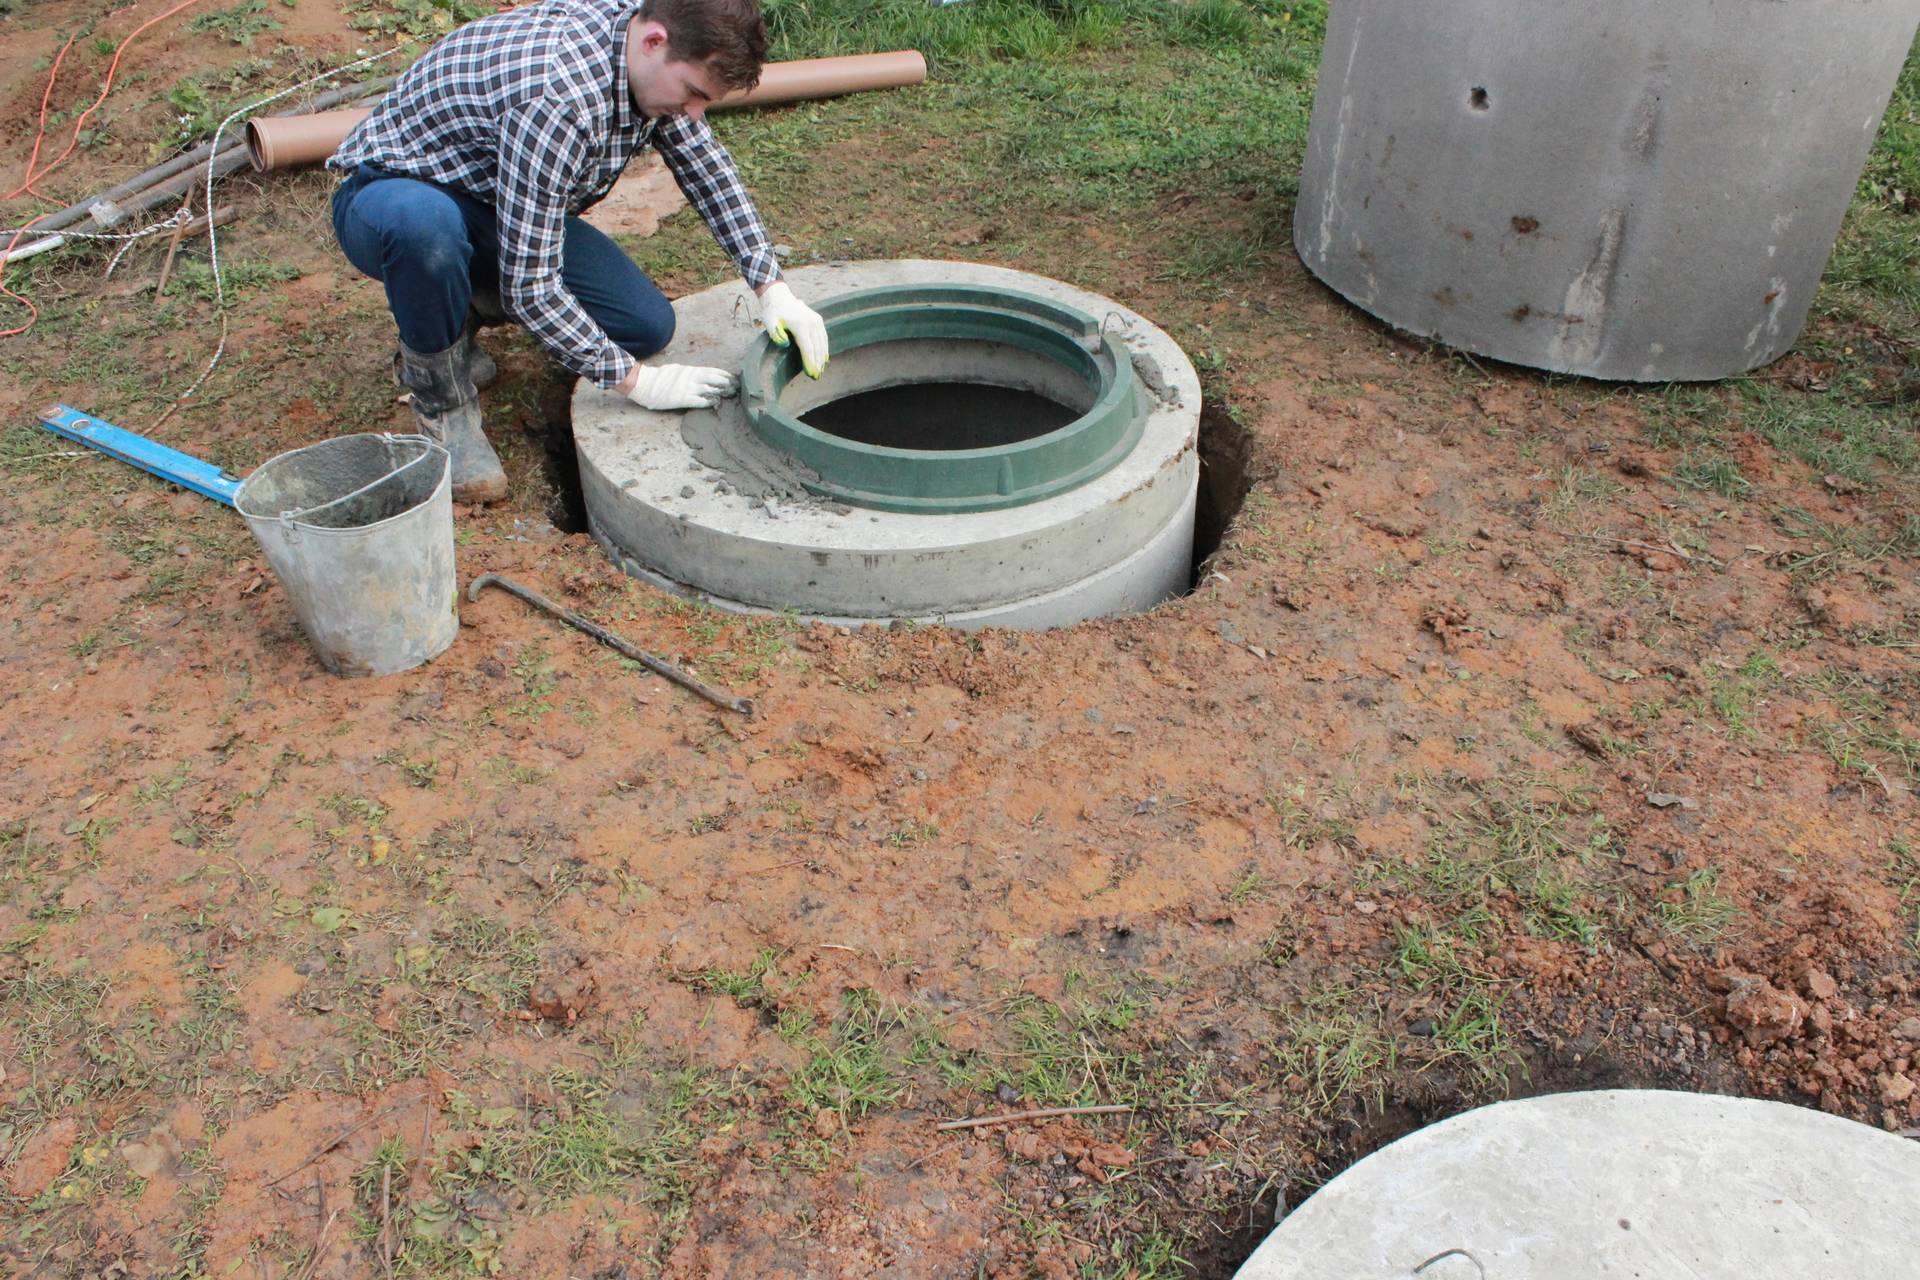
[652,113,781,290]
[495,98,635,388]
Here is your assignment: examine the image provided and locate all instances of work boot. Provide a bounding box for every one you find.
[468,284,509,329]
[393,314,496,391]
[465,318,499,390]
[396,335,509,504]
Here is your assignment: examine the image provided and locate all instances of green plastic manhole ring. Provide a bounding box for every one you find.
[739,284,1146,514]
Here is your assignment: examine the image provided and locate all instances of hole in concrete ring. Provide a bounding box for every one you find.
[1468,86,1491,111]
[793,343,1081,452]
[801,384,1077,450]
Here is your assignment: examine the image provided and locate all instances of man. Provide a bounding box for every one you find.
[329,0,828,502]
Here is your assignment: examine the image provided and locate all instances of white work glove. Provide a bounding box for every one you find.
[624,363,738,411]
[755,281,829,379]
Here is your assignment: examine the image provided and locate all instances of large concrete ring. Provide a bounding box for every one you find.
[572,260,1200,629]
[1235,1089,1920,1279]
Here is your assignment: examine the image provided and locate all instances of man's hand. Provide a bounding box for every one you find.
[622,363,738,411]
[755,281,829,379]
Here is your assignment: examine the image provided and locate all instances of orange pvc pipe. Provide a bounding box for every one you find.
[245,51,928,171]
[247,109,371,172]
[715,50,928,111]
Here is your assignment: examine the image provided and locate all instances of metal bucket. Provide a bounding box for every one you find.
[236,433,459,677]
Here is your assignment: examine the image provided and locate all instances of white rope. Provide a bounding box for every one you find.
[102,201,190,277]
[3,211,193,242]
[158,46,404,417]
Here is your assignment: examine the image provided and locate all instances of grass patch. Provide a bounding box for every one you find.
[1540,465,1627,533]
[1391,918,1516,1088]
[1382,781,1614,947]
[402,1065,711,1272]
[966,974,1152,1109]
[1670,448,1751,500]
[675,947,788,1009]
[1271,984,1393,1113]
[166,258,302,303]
[1890,835,1920,955]
[1655,866,1739,944]
[1702,652,1780,740]
[187,0,281,45]
[783,990,911,1120]
[1734,382,1920,486]
[1770,507,1920,577]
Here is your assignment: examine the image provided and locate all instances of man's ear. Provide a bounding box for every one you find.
[637,20,671,56]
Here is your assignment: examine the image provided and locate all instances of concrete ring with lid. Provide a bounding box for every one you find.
[571,259,1201,630]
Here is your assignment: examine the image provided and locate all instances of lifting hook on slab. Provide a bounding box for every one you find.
[466,573,754,717]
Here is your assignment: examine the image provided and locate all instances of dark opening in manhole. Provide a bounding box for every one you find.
[799,382,1078,450]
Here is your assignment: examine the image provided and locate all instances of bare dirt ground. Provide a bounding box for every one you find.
[2,2,1918,1278]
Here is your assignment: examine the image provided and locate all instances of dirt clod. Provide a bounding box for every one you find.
[1723,974,1808,1049]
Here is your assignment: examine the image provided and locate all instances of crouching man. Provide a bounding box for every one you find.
[328,0,828,502]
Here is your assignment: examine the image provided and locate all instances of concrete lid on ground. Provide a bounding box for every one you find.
[1236,1089,1920,1280]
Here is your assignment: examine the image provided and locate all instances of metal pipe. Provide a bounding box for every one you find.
[6,147,252,262]
[466,573,754,715]
[9,75,397,238]
[27,138,237,235]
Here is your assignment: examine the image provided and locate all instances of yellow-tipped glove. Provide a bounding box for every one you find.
[755,281,829,379]
[625,364,738,411]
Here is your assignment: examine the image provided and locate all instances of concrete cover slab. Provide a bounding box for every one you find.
[1237,1089,1920,1279]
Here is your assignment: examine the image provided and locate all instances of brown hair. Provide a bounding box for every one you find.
[645,0,768,92]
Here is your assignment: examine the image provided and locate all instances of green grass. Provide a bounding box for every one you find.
[764,0,1324,71]
[1655,866,1739,943]
[1391,919,1516,1087]
[1540,465,1627,533]
[1771,507,1920,576]
[1859,34,1920,206]
[1733,381,1920,486]
[1702,652,1780,740]
[187,0,282,45]
[1386,782,1612,947]
[400,1065,712,1272]
[780,989,912,1124]
[166,258,301,303]
[1831,30,1919,310]
[1670,448,1751,500]
[1272,984,1393,1113]
[1890,835,1920,955]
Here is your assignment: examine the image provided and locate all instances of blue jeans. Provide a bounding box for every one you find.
[330,164,674,359]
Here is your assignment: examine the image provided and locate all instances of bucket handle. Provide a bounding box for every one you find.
[274,433,440,539]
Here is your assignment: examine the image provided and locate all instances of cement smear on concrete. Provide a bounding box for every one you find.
[1235,1089,1920,1279]
[676,404,833,509]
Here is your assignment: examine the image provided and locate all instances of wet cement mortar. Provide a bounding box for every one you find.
[1,15,1919,1275]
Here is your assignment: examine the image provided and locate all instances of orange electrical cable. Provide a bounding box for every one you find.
[16,33,80,201]
[0,31,78,335]
[3,0,208,337]
[8,0,210,199]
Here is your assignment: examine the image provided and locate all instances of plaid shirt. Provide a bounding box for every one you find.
[331,0,780,387]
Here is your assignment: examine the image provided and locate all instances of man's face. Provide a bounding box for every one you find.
[628,20,727,121]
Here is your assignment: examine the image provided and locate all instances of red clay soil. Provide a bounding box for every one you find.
[2,3,1918,1278]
